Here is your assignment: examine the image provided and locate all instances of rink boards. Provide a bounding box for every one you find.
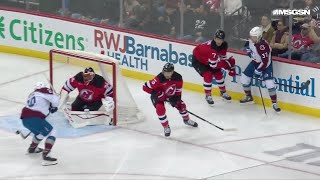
[0,8,319,117]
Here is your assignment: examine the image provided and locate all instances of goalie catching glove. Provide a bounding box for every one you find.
[102,96,115,113]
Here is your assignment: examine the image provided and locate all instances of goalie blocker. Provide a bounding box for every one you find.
[60,67,115,128]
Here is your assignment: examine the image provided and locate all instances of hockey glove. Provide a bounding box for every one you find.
[49,107,58,113]
[228,68,236,77]
[245,47,253,58]
[151,91,166,104]
[254,69,263,79]
[225,57,236,77]
[102,96,115,113]
[168,96,181,107]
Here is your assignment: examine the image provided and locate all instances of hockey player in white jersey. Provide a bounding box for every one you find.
[20,82,60,166]
[241,27,281,112]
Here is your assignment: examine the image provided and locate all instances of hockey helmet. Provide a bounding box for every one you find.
[83,67,95,82]
[249,26,263,40]
[163,63,174,72]
[214,29,225,40]
[35,81,46,89]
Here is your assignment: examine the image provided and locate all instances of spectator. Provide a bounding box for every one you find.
[181,4,219,43]
[300,21,320,63]
[279,23,314,60]
[203,0,220,13]
[270,20,289,56]
[124,0,140,18]
[261,15,275,43]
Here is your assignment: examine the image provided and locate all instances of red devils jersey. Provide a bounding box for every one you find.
[143,72,183,99]
[292,34,314,49]
[62,73,113,103]
[193,40,228,69]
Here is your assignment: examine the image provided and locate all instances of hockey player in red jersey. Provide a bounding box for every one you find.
[241,27,281,112]
[192,29,236,105]
[143,63,198,137]
[61,67,114,112]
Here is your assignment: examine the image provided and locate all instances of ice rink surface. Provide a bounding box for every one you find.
[1,52,320,179]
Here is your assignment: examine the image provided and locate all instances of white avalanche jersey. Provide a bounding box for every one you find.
[21,88,59,119]
[248,39,272,71]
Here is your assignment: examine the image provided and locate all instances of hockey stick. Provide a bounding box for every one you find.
[253,78,311,90]
[257,79,267,115]
[42,74,68,109]
[187,110,237,131]
[15,130,31,139]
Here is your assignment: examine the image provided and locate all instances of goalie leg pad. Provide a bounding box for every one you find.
[102,97,115,113]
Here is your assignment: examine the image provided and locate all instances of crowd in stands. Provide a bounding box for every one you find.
[0,0,319,64]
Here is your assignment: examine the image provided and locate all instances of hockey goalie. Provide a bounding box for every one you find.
[60,67,115,128]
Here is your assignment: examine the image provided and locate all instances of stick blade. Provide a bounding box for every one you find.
[223,128,238,131]
[300,80,311,90]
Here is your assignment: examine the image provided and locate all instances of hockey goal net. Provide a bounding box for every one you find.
[49,49,144,126]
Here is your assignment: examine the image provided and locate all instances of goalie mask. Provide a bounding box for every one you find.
[83,67,95,83]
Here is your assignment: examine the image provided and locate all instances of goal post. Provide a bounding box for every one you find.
[49,49,144,126]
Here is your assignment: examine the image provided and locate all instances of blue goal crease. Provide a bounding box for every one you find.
[0,112,115,138]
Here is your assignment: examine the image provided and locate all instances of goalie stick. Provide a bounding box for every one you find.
[187,110,237,131]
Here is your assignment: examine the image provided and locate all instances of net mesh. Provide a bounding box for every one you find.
[50,49,144,125]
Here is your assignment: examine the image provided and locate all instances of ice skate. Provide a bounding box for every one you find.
[221,92,231,101]
[184,119,198,127]
[205,95,214,105]
[240,95,254,104]
[42,151,58,166]
[164,125,171,137]
[272,103,281,113]
[27,146,43,154]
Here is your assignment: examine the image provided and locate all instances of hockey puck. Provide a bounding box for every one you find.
[15,130,20,134]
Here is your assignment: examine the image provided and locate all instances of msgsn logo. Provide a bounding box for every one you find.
[8,19,85,50]
[94,30,193,71]
[272,9,311,16]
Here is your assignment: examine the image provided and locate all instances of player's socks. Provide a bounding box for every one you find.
[28,136,43,153]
